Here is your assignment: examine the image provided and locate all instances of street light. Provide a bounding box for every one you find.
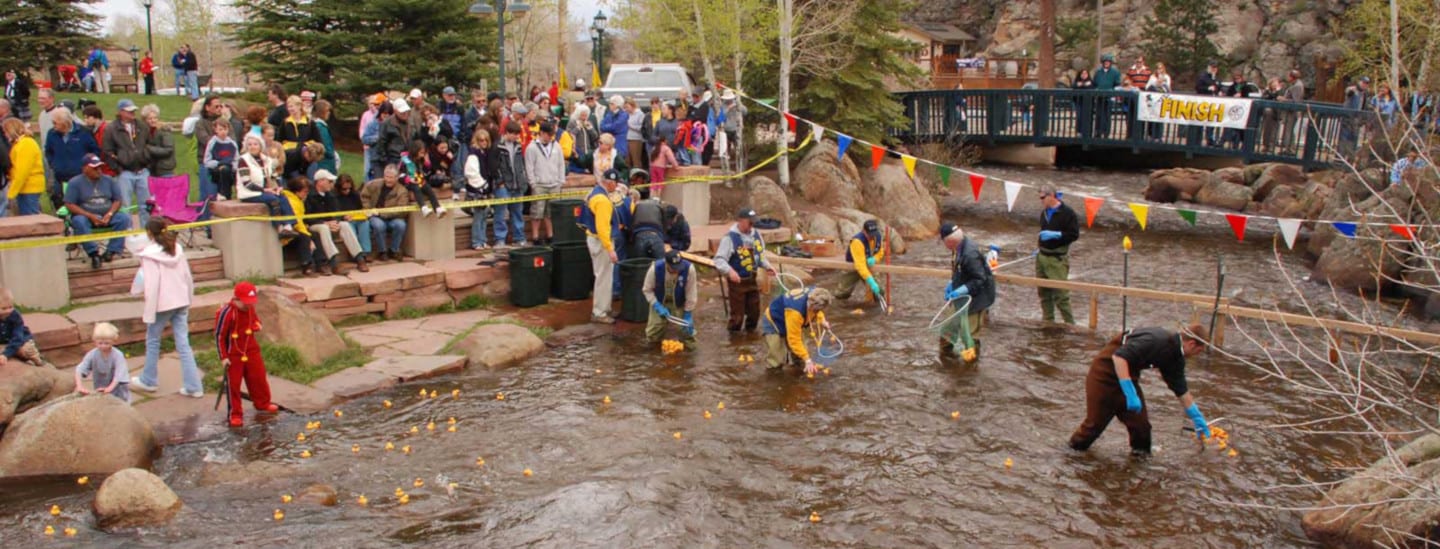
[469,0,530,96]
[128,45,140,77]
[591,11,608,82]
[141,0,154,54]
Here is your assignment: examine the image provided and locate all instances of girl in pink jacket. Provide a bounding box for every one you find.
[129,219,204,398]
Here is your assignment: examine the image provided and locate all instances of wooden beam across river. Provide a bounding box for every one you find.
[764,254,1440,348]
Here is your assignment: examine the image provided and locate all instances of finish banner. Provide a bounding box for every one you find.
[1137,92,1252,129]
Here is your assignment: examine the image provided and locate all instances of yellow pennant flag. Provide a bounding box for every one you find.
[592,64,603,89]
[901,155,917,178]
[1128,203,1150,230]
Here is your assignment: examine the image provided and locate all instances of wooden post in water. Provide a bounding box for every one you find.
[1088,292,1099,331]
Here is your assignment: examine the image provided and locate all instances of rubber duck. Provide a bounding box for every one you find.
[300,450,312,459]
[823,368,831,375]
[63,527,77,537]
[447,425,457,433]
[447,417,457,425]
[851,308,865,315]
[1227,448,1239,457]
[496,392,506,401]
[475,457,485,467]
[410,426,420,434]
[401,445,411,455]
[281,494,293,504]
[76,476,89,486]
[673,431,683,440]
[296,432,306,442]
[308,421,320,430]
[352,444,360,454]
[50,504,60,516]
[413,478,424,488]
[429,390,438,399]
[383,400,393,409]
[44,525,55,536]
[595,369,603,374]
[398,494,410,505]
[447,482,458,496]
[357,495,368,506]
[426,421,436,432]
[384,441,395,451]
[1004,457,1013,469]
[603,396,612,404]
[717,402,725,410]
[452,389,461,398]
[419,387,428,397]
[951,411,960,420]
[394,487,405,497]
[704,410,712,420]
[273,509,284,521]
[523,468,533,477]
[809,511,821,523]
[806,372,815,379]
[334,409,344,418]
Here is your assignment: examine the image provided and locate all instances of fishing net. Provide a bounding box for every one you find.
[927,295,975,350]
[812,328,844,366]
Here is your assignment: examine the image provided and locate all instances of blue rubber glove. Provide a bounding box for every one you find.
[945,284,970,302]
[1039,230,1063,241]
[652,302,671,318]
[866,256,877,266]
[1185,403,1211,439]
[1118,379,1143,413]
[988,244,1001,253]
[683,312,695,336]
[866,277,882,297]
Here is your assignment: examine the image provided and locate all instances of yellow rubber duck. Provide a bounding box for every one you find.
[961,348,977,362]
[717,402,725,410]
[704,410,712,420]
[300,450,312,459]
[401,445,411,455]
[334,409,344,418]
[273,509,284,521]
[394,487,405,497]
[63,527,77,537]
[496,392,506,401]
[673,431,683,440]
[308,421,320,430]
[296,433,306,442]
[281,494,293,504]
[447,417,457,425]
[357,495,368,506]
[76,476,89,486]
[809,511,822,523]
[426,421,436,432]
[1228,448,1239,457]
[603,396,612,404]
[50,504,60,516]
[410,426,420,434]
[413,478,424,488]
[475,457,485,467]
[950,411,960,420]
[452,389,461,398]
[806,372,815,379]
[384,441,395,451]
[44,525,55,536]
[383,400,393,409]
[1004,457,1014,469]
[398,494,410,505]
[447,425,457,433]
[429,390,438,399]
[419,387,428,397]
[523,468,533,477]
[352,444,360,454]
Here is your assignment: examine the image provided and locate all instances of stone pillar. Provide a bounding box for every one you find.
[402,212,456,261]
[0,216,70,310]
[210,202,283,279]
[661,166,712,227]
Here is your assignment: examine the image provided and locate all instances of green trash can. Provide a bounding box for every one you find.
[550,240,594,301]
[508,246,553,308]
[618,257,654,323]
[550,198,586,244]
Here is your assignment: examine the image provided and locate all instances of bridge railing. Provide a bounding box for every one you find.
[894,89,1380,168]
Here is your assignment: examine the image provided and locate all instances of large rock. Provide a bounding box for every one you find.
[93,468,182,528]
[254,287,347,367]
[1258,182,1329,220]
[1252,164,1307,202]
[794,140,863,210]
[1308,172,1381,256]
[0,362,73,428]
[1194,178,1255,211]
[295,483,339,506]
[0,393,155,477]
[1303,434,1440,548]
[1144,168,1209,203]
[455,323,545,368]
[1314,186,1416,290]
[858,160,941,239]
[831,208,908,254]
[748,176,796,230]
[796,211,841,242]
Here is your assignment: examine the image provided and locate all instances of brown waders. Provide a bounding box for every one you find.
[1068,332,1153,454]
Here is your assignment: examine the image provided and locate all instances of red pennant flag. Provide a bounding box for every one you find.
[1082,196,1104,228]
[1225,214,1249,241]
[783,112,797,133]
[1390,224,1417,240]
[870,145,885,170]
[969,173,985,202]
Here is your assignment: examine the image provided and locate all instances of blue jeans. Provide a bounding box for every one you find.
[492,186,526,245]
[349,220,372,255]
[117,169,151,227]
[369,217,406,253]
[139,306,202,393]
[14,194,40,216]
[71,210,131,255]
[242,193,294,229]
[197,164,214,200]
[186,70,199,99]
[174,69,186,93]
[470,205,491,247]
[0,191,10,217]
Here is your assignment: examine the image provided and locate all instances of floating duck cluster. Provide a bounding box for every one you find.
[661,339,685,354]
[1204,426,1239,457]
[736,354,755,364]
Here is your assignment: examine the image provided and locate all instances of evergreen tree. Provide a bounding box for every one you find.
[230,0,498,102]
[0,0,103,74]
[1140,0,1220,79]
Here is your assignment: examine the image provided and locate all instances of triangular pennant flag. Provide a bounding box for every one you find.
[937,165,951,188]
[1225,214,1249,242]
[1332,221,1357,238]
[969,173,985,202]
[783,112,797,134]
[1277,218,1302,250]
[810,122,824,141]
[1176,209,1198,226]
[1083,196,1105,228]
[870,145,885,170]
[1004,180,1022,212]
[836,135,852,159]
[901,155,917,178]
[1390,224,1417,240]
[1128,203,1150,231]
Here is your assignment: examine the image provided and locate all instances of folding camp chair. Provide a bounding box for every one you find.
[148,174,212,246]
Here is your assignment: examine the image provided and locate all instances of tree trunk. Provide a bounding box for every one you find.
[731,0,748,176]
[691,0,717,90]
[1040,0,1056,87]
[1391,0,1401,88]
[558,0,567,88]
[777,0,793,187]
[1094,0,1104,69]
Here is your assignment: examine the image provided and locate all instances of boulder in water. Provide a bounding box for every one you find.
[456,323,545,368]
[794,140,863,210]
[0,362,73,428]
[1145,168,1209,203]
[1252,164,1307,202]
[1303,434,1440,547]
[0,393,154,478]
[1313,185,1415,291]
[296,483,339,506]
[92,467,182,528]
[1194,178,1255,211]
[858,160,941,239]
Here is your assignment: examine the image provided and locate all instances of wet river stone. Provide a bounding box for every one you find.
[93,468,182,528]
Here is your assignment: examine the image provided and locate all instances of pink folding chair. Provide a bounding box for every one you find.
[148,174,212,244]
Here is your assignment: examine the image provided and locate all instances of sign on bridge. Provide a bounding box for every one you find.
[1137,92,1253,130]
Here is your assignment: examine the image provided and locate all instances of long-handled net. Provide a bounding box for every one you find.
[927,295,975,351]
[812,327,844,366]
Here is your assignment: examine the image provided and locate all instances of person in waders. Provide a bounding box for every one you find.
[643,250,698,350]
[1035,184,1080,324]
[834,219,886,305]
[761,287,833,376]
[940,223,996,362]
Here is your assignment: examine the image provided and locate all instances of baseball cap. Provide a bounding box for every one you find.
[1359,76,1372,83]
[370,92,388,105]
[234,281,259,305]
[602,168,622,182]
[939,222,960,239]
[117,98,137,112]
[392,98,411,114]
[863,219,880,235]
[408,88,424,99]
[313,169,337,182]
[82,153,104,168]
[736,208,757,220]
[664,249,682,266]
[442,86,457,95]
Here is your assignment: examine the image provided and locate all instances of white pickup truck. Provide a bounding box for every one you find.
[600,64,696,110]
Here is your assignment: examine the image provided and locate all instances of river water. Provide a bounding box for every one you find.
[1,167,1422,547]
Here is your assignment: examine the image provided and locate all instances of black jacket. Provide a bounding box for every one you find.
[267,103,287,129]
[375,117,412,167]
[950,237,996,313]
[1196,71,1219,96]
[100,118,151,172]
[305,189,342,222]
[1038,201,1081,254]
[496,141,528,194]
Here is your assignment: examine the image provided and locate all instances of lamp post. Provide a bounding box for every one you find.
[141,0,154,54]
[470,0,530,96]
[128,46,141,78]
[592,11,608,83]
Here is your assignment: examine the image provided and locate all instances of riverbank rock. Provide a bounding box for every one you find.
[1258,181,1330,220]
[1303,434,1440,547]
[0,393,154,478]
[255,287,347,366]
[796,211,841,242]
[93,468,182,528]
[794,141,863,210]
[748,176,796,230]
[1252,164,1307,202]
[1144,168,1209,203]
[0,362,73,428]
[456,323,545,368]
[296,483,339,506]
[858,161,941,239]
[1194,177,1255,211]
[1313,184,1415,290]
[831,208,908,254]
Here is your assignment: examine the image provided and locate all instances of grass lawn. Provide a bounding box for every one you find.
[54,92,204,123]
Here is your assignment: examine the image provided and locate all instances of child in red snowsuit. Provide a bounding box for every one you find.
[215,281,278,427]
